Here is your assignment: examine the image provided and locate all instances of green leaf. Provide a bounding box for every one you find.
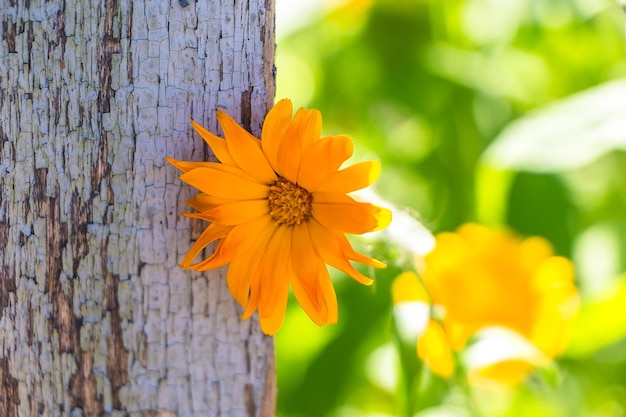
[483,78,626,172]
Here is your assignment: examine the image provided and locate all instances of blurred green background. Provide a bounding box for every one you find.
[273,0,626,416]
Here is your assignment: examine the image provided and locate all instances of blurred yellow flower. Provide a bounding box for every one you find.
[392,223,579,383]
[168,99,391,335]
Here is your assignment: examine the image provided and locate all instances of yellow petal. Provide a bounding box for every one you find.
[331,227,386,269]
[291,224,329,325]
[258,226,291,334]
[216,110,278,184]
[227,254,259,306]
[262,99,293,172]
[166,157,216,173]
[242,226,279,322]
[186,194,234,212]
[317,265,338,324]
[188,240,230,271]
[259,284,289,335]
[298,135,353,191]
[519,235,554,264]
[190,120,237,166]
[276,108,309,182]
[190,199,269,225]
[192,215,272,271]
[259,226,292,317]
[307,219,373,285]
[189,237,247,271]
[180,165,269,200]
[242,260,263,320]
[316,160,381,194]
[392,272,430,304]
[180,223,233,268]
[312,195,392,234]
[297,108,322,150]
[227,218,275,306]
[292,261,339,326]
[221,215,274,259]
[469,359,536,385]
[418,320,455,378]
[531,256,579,356]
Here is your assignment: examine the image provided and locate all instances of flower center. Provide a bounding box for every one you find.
[268,177,313,226]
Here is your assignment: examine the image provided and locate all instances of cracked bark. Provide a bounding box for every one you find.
[0,1,276,416]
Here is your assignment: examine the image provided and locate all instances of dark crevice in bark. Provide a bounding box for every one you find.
[103,243,129,409]
[0,216,14,321]
[262,0,276,112]
[26,21,34,69]
[1,20,16,53]
[39,179,72,352]
[98,0,121,113]
[71,343,104,417]
[92,129,113,205]
[34,168,103,416]
[53,83,63,127]
[0,119,5,142]
[0,357,20,416]
[70,190,91,278]
[126,4,133,86]
[142,411,178,417]
[55,2,67,58]
[241,87,253,133]
[244,383,256,417]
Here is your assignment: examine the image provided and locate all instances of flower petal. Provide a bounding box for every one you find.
[338,234,387,269]
[307,219,373,285]
[316,160,381,194]
[258,226,292,334]
[237,220,280,320]
[216,110,278,184]
[188,240,229,271]
[316,218,385,268]
[180,223,233,268]
[276,108,309,182]
[186,194,234,212]
[297,108,322,150]
[191,215,272,271]
[259,289,289,335]
[243,262,263,320]
[531,256,579,356]
[298,135,353,191]
[392,272,430,304]
[469,359,536,385]
[166,157,216,173]
[190,120,237,166]
[227,218,276,306]
[291,224,329,325]
[262,99,293,172]
[418,320,455,378]
[312,193,392,234]
[317,265,338,324]
[227,256,257,306]
[180,166,269,200]
[258,226,292,316]
[190,199,269,225]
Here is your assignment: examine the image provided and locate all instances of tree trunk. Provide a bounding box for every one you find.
[0,1,276,416]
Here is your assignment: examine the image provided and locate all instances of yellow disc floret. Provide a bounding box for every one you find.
[268,177,313,226]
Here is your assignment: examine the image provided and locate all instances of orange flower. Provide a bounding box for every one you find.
[167,99,391,334]
[392,224,579,383]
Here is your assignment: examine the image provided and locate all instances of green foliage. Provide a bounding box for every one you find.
[275,0,626,415]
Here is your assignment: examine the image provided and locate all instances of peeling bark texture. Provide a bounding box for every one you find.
[0,1,276,416]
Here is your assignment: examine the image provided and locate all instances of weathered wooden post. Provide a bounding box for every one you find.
[0,1,276,415]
